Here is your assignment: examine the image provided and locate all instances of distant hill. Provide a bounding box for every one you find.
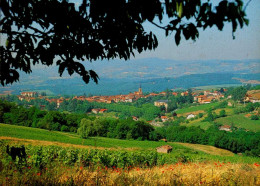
[0,58,259,95]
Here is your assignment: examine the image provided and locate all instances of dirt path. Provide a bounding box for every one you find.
[0,136,141,151]
[174,142,234,156]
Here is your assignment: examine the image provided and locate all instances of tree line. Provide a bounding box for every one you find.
[0,100,154,140]
[151,124,260,156]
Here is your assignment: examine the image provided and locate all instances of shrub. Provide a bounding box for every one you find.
[251,115,259,120]
[61,125,69,132]
[219,110,226,117]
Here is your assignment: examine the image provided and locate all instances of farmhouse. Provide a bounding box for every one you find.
[91,108,107,114]
[228,102,233,107]
[91,109,100,114]
[181,91,188,96]
[99,109,107,113]
[156,145,173,153]
[161,116,169,122]
[201,98,213,104]
[154,100,169,111]
[186,114,195,120]
[219,125,231,132]
[132,116,139,121]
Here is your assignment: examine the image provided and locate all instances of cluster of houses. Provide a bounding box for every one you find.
[18,92,69,108]
[45,97,69,108]
[17,89,226,113]
[73,89,190,105]
[73,86,144,103]
[153,90,225,113]
[17,88,257,114]
[244,90,260,103]
[17,87,146,109]
[193,90,225,104]
[18,92,38,102]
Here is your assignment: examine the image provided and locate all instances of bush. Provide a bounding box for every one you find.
[219,110,226,117]
[214,101,227,109]
[234,107,246,114]
[251,115,259,120]
[203,111,215,122]
[61,125,69,132]
[51,122,61,131]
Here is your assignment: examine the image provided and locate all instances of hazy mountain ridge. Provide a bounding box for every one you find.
[87,58,260,79]
[1,58,259,95]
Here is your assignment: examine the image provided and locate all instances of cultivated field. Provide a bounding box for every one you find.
[0,124,260,185]
[215,114,260,132]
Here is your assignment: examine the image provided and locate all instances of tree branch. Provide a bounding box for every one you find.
[0,30,45,38]
[28,26,47,35]
[149,21,167,30]
[244,0,253,11]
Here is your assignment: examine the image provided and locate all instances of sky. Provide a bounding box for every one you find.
[1,0,259,73]
[133,0,260,61]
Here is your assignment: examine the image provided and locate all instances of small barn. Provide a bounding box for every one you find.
[99,109,107,113]
[156,145,173,153]
[186,114,195,120]
[161,116,169,122]
[219,125,231,132]
[160,138,168,142]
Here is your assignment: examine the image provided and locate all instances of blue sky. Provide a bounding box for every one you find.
[134,0,260,61]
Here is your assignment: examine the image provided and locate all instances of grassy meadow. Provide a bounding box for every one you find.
[180,120,213,130]
[175,101,260,132]
[176,102,220,114]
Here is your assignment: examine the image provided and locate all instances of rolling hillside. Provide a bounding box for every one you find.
[1,123,259,164]
[176,102,260,132]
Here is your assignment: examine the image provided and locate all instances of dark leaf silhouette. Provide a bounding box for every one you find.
[0,0,248,86]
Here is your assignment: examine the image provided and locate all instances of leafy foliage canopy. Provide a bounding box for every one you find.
[0,0,248,85]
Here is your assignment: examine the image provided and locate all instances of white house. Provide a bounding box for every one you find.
[186,114,195,120]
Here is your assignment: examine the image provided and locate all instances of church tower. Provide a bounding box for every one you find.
[138,84,143,95]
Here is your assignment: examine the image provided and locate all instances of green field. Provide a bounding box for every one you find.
[215,114,260,132]
[0,123,173,149]
[1,123,260,164]
[181,120,213,130]
[176,102,220,114]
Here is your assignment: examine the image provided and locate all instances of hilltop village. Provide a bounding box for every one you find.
[16,86,228,110]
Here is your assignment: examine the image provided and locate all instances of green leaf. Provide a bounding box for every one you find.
[5,39,9,47]
[176,2,183,18]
